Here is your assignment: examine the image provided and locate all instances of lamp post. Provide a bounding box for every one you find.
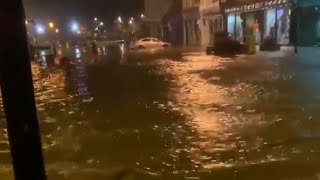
[290,0,299,53]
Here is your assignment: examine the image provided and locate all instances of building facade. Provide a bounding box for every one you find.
[183,0,201,45]
[199,0,224,46]
[162,0,184,46]
[144,0,171,39]
[144,0,183,45]
[224,0,291,45]
[295,0,320,46]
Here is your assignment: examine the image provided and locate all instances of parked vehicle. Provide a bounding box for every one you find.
[260,36,280,51]
[130,37,170,49]
[206,32,244,56]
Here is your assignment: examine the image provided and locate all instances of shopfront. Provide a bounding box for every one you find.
[296,0,320,46]
[225,0,291,45]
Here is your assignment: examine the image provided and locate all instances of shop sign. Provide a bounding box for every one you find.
[225,0,290,13]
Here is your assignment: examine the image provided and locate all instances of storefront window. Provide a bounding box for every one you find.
[277,8,290,45]
[265,9,276,38]
[227,13,235,38]
[235,14,243,43]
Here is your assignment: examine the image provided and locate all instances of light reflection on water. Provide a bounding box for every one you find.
[1,51,320,179]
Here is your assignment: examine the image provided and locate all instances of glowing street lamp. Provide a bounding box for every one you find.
[94,17,98,21]
[100,22,104,26]
[71,22,79,32]
[140,14,145,19]
[48,22,54,28]
[35,25,45,34]
[55,29,59,33]
[117,16,122,23]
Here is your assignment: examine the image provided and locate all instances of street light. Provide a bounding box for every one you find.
[35,25,45,35]
[117,16,122,23]
[94,17,98,21]
[100,22,104,26]
[55,29,59,33]
[71,22,79,32]
[140,14,145,19]
[48,22,54,28]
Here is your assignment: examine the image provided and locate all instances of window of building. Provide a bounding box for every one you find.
[277,8,290,45]
[227,13,235,38]
[265,8,276,38]
[235,14,244,43]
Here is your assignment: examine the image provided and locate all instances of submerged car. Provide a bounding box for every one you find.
[206,32,244,56]
[130,37,170,49]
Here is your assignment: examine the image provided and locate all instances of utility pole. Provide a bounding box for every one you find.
[291,0,299,53]
[0,0,46,180]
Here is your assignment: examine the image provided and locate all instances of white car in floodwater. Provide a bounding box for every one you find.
[130,38,170,50]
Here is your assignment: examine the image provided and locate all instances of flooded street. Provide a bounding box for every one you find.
[2,49,320,179]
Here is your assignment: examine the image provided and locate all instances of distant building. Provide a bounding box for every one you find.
[162,0,184,45]
[182,0,201,46]
[144,0,183,46]
[199,0,223,46]
[144,0,170,39]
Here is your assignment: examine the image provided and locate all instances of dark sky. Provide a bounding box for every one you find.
[23,0,144,23]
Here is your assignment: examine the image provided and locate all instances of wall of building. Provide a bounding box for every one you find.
[199,0,223,45]
[183,0,200,9]
[298,6,320,46]
[182,0,201,46]
[162,0,184,45]
[144,0,170,38]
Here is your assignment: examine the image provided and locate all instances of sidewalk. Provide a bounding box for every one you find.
[295,47,320,66]
[238,46,320,67]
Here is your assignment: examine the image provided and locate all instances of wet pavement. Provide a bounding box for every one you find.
[2,48,320,179]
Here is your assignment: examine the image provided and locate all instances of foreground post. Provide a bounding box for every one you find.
[0,1,46,180]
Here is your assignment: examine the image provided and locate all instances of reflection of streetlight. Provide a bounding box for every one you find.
[77,30,81,35]
[129,19,133,24]
[25,20,28,25]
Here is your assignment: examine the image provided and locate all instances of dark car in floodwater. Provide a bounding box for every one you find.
[206,32,244,56]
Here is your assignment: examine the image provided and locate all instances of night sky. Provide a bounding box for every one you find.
[23,0,145,23]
